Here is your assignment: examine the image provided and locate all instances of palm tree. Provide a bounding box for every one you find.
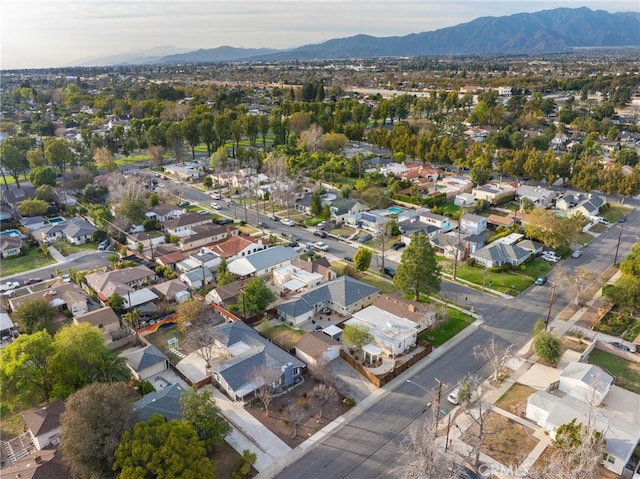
[122,309,141,330]
[91,350,131,383]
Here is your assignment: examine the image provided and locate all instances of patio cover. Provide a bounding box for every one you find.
[322,325,342,339]
[362,343,383,356]
[283,279,306,292]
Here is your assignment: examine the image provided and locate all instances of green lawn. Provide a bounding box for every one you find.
[115,154,151,166]
[146,325,185,363]
[262,324,305,350]
[589,223,608,234]
[602,204,633,223]
[574,232,595,246]
[331,226,355,238]
[1,248,56,276]
[420,308,475,347]
[587,349,640,394]
[447,259,552,295]
[0,173,28,186]
[53,240,100,256]
[436,202,461,217]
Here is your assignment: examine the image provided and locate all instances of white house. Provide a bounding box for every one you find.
[419,211,452,231]
[164,162,204,179]
[121,344,169,381]
[145,204,185,222]
[516,185,555,209]
[460,213,487,235]
[454,192,477,207]
[23,400,65,450]
[472,182,516,204]
[227,245,299,278]
[345,305,418,357]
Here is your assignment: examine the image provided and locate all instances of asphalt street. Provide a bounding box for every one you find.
[2,251,113,285]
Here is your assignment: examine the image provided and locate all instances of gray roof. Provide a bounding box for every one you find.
[471,242,531,263]
[64,218,97,238]
[228,245,298,275]
[133,383,185,422]
[518,239,543,252]
[277,276,379,317]
[330,197,357,215]
[121,344,168,373]
[210,321,304,392]
[20,215,46,226]
[461,212,486,223]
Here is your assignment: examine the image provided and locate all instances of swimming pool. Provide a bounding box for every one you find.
[388,207,404,214]
[47,216,66,225]
[0,229,22,238]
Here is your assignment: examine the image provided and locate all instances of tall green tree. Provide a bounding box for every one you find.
[353,247,372,273]
[0,331,56,407]
[60,382,137,479]
[44,138,73,174]
[180,387,232,453]
[237,277,276,318]
[394,233,441,301]
[12,297,58,334]
[17,198,49,217]
[181,116,200,159]
[91,350,132,383]
[310,191,323,216]
[113,414,216,479]
[0,139,28,188]
[342,324,373,351]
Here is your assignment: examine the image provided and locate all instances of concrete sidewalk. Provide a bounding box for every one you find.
[206,385,292,472]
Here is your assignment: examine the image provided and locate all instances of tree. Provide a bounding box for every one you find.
[523,208,584,249]
[203,176,213,189]
[147,145,165,167]
[34,184,55,202]
[353,247,372,273]
[176,297,210,332]
[238,277,276,318]
[283,403,308,438]
[119,196,146,224]
[533,331,562,365]
[233,449,257,479]
[0,331,55,408]
[217,256,238,286]
[93,146,117,172]
[50,323,110,398]
[342,323,373,351]
[13,297,58,334]
[27,148,46,169]
[113,414,216,479]
[459,375,494,467]
[532,318,546,337]
[91,349,132,383]
[249,365,281,415]
[17,198,49,217]
[310,191,323,216]
[0,139,28,187]
[44,138,73,173]
[180,387,232,453]
[60,382,137,479]
[106,292,125,310]
[394,233,441,301]
[472,335,513,385]
[557,266,595,306]
[309,383,337,419]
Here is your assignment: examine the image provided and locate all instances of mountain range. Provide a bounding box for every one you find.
[79,8,640,66]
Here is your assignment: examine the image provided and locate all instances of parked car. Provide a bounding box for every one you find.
[258,221,269,228]
[542,251,560,263]
[380,266,396,278]
[177,201,190,207]
[216,218,233,225]
[344,256,353,262]
[313,241,329,252]
[618,217,627,223]
[287,240,298,248]
[198,210,209,215]
[358,233,373,243]
[211,202,221,210]
[25,277,42,285]
[609,341,631,352]
[447,388,460,405]
[280,218,296,227]
[314,230,328,238]
[391,241,406,250]
[571,250,583,259]
[98,239,110,251]
[0,282,20,292]
[210,192,221,200]
[316,221,327,230]
[535,275,547,286]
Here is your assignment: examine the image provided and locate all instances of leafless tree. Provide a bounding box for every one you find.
[472,335,513,385]
[185,316,226,367]
[249,366,281,416]
[556,266,596,306]
[147,145,165,167]
[300,124,324,153]
[283,403,308,439]
[309,383,338,419]
[459,375,494,467]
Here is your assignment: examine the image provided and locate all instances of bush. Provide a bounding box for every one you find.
[533,332,562,365]
[343,397,355,407]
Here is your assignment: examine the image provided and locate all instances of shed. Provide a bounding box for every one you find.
[295,331,341,368]
[322,324,343,341]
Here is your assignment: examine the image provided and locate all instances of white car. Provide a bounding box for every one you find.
[447,388,460,405]
[0,281,20,292]
[210,192,221,200]
[280,218,296,227]
[542,252,560,263]
[211,202,221,210]
[313,241,329,252]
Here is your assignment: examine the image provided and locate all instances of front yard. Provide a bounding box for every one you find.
[53,240,100,256]
[419,307,475,347]
[494,383,536,416]
[602,204,633,223]
[587,349,640,394]
[1,247,56,276]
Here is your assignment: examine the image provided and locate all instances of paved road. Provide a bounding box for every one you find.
[273,207,639,478]
[1,252,113,285]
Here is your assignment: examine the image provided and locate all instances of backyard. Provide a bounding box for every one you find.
[144,323,186,363]
[1,247,56,276]
[260,323,305,352]
[587,349,640,394]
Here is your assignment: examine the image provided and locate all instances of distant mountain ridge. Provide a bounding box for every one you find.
[79,8,640,66]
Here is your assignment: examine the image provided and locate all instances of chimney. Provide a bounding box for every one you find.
[34,455,42,464]
[408,304,416,313]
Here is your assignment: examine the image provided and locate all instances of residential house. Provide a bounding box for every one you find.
[23,400,65,450]
[555,193,605,220]
[73,307,121,343]
[516,185,555,209]
[486,214,514,228]
[164,162,204,179]
[439,176,474,199]
[39,223,67,243]
[419,211,452,232]
[295,331,342,369]
[20,216,47,231]
[9,283,89,317]
[62,218,97,245]
[0,308,16,339]
[347,210,391,233]
[1,448,69,479]
[228,245,299,278]
[0,236,23,258]
[372,295,434,333]
[179,268,214,289]
[470,242,532,268]
[273,257,335,293]
[460,213,487,235]
[497,86,512,96]
[429,232,466,260]
[400,222,440,245]
[175,248,221,273]
[209,235,266,261]
[526,361,640,476]
[517,239,544,256]
[454,192,477,207]
[155,251,185,271]
[84,265,157,302]
[330,197,368,224]
[345,305,418,357]
[178,223,235,251]
[151,279,191,302]
[205,279,244,307]
[121,344,169,381]
[463,234,488,254]
[163,213,212,237]
[145,204,185,222]
[209,320,305,402]
[276,276,379,326]
[472,182,516,204]
[133,383,185,422]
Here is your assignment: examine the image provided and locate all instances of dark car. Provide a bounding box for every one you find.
[257,221,269,228]
[535,275,547,286]
[216,218,234,225]
[358,233,373,243]
[177,201,190,207]
[287,241,299,248]
[618,217,627,223]
[314,230,328,238]
[609,341,631,352]
[344,256,353,262]
[391,241,406,250]
[381,266,396,278]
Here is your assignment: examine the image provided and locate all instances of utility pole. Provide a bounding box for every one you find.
[434,378,444,434]
[545,283,556,332]
[614,225,624,264]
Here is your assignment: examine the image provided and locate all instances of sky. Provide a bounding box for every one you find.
[1,0,638,70]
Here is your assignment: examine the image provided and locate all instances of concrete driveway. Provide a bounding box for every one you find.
[326,357,377,403]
